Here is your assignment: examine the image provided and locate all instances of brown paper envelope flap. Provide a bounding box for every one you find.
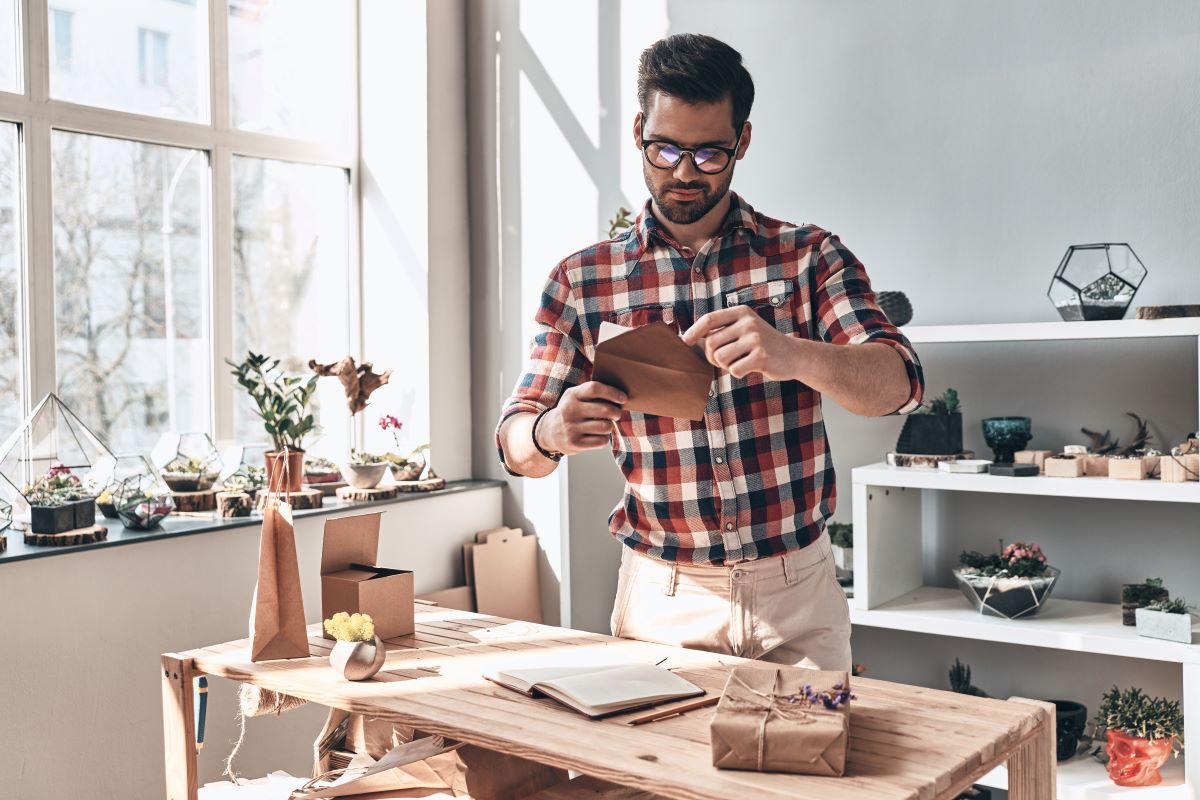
[596,321,709,372]
[326,568,381,583]
[474,526,514,544]
[321,512,384,573]
[594,354,711,421]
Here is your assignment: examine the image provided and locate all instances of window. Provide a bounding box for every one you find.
[0,3,361,470]
[138,28,169,88]
[0,123,20,435]
[50,9,72,72]
[52,132,209,454]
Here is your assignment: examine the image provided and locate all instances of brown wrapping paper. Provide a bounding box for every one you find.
[710,666,850,776]
[593,320,713,420]
[250,500,310,661]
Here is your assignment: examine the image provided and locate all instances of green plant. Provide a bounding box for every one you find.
[914,388,960,416]
[1123,578,1167,605]
[163,456,210,475]
[1145,598,1193,615]
[949,659,987,697]
[606,206,634,239]
[828,522,853,549]
[348,449,387,466]
[959,540,1049,579]
[25,462,84,506]
[1093,686,1184,755]
[304,457,340,474]
[226,352,319,452]
[223,466,266,493]
[323,612,376,642]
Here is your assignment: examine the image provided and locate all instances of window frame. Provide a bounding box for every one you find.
[0,0,364,446]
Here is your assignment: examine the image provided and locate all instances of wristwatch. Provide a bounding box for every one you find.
[532,407,564,462]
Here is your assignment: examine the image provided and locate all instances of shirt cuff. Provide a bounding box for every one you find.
[852,332,925,415]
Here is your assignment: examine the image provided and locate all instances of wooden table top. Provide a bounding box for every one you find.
[176,605,1050,800]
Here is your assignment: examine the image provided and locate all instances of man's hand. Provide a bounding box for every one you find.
[682,306,798,381]
[538,381,627,455]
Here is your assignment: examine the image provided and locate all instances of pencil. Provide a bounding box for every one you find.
[626,694,719,725]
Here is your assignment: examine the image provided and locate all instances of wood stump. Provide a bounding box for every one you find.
[255,488,323,511]
[1136,304,1200,320]
[172,490,218,513]
[217,491,255,518]
[0,533,6,553]
[304,480,347,498]
[886,451,975,469]
[336,485,399,502]
[394,476,447,493]
[24,524,108,547]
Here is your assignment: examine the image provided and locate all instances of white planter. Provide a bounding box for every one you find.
[345,462,387,489]
[832,545,853,577]
[1136,608,1193,644]
[329,635,387,680]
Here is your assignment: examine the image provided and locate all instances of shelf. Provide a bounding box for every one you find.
[978,753,1187,799]
[850,587,1200,664]
[901,319,1200,344]
[852,463,1200,504]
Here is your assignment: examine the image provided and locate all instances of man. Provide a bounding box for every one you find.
[495,34,924,671]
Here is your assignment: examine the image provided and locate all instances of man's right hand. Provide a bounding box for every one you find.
[537,382,627,455]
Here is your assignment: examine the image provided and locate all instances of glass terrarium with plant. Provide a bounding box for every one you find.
[1121,577,1169,625]
[303,456,343,485]
[23,462,96,534]
[152,432,223,492]
[113,473,175,531]
[895,388,963,456]
[1092,686,1183,787]
[221,466,267,497]
[953,540,1060,619]
[91,454,163,519]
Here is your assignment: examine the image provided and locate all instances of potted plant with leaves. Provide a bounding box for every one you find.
[828,521,853,580]
[895,388,963,456]
[378,414,425,482]
[226,352,319,494]
[25,462,95,533]
[346,450,389,489]
[221,465,266,500]
[1093,686,1184,787]
[1136,597,1194,644]
[1122,578,1169,626]
[324,611,385,681]
[953,540,1060,619]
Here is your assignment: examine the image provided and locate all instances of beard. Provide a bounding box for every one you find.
[645,169,732,225]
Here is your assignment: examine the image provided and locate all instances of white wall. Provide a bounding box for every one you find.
[467,0,1200,712]
[0,487,502,800]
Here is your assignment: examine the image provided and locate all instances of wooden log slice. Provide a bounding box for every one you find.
[886,451,976,469]
[255,488,324,512]
[217,491,255,518]
[393,476,447,493]
[304,480,348,497]
[1136,305,1200,320]
[172,490,218,513]
[335,485,399,502]
[24,524,108,547]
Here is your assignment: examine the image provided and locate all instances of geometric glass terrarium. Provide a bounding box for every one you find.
[0,497,10,533]
[113,471,176,530]
[0,393,114,517]
[91,454,163,519]
[953,566,1061,620]
[218,443,269,496]
[1048,243,1147,321]
[151,432,223,492]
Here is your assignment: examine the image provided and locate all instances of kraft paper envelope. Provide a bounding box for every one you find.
[593,320,713,421]
[710,666,849,776]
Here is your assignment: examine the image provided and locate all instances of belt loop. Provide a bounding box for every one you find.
[665,563,678,597]
[782,552,797,586]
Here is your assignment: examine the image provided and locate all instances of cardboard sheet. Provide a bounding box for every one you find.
[465,528,542,623]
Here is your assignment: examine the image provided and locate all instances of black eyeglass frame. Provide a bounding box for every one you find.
[639,126,745,175]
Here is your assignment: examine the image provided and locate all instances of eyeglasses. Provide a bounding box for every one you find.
[640,129,743,175]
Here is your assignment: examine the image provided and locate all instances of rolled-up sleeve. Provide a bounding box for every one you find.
[811,233,924,415]
[494,264,594,474]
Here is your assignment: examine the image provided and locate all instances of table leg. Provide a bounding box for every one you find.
[1006,697,1056,800]
[162,653,199,800]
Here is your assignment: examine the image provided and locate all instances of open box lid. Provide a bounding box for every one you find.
[321,511,384,574]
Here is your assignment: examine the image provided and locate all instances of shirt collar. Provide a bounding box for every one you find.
[632,191,761,259]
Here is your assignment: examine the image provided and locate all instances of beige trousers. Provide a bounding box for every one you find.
[609,532,852,671]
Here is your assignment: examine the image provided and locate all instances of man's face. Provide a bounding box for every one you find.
[635,92,750,225]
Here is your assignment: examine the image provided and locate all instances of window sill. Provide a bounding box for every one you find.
[0,479,504,566]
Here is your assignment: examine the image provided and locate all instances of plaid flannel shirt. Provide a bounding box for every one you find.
[497,193,924,565]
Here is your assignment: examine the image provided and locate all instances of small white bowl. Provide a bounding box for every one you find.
[939,459,992,474]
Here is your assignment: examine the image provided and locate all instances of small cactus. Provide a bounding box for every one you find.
[949,659,987,697]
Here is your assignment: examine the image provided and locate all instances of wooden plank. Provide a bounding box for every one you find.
[1004,697,1056,800]
[161,653,198,800]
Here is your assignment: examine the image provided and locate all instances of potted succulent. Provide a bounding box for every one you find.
[303,456,343,485]
[1122,578,1169,626]
[324,611,385,681]
[226,352,319,494]
[953,540,1060,619]
[114,474,175,531]
[895,388,962,456]
[828,521,853,579]
[160,456,220,492]
[1136,597,1194,644]
[346,450,389,489]
[25,462,95,533]
[378,414,425,482]
[1093,685,1183,787]
[95,487,120,519]
[221,465,266,500]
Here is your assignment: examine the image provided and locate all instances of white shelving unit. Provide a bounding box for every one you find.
[850,319,1200,799]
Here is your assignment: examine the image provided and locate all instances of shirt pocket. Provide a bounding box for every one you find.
[606,302,681,332]
[723,278,799,336]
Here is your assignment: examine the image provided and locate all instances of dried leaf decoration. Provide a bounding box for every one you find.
[308,356,393,416]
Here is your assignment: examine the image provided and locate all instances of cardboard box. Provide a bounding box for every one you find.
[417,585,476,612]
[321,511,414,640]
[1107,457,1148,480]
[1014,450,1053,474]
[464,527,542,623]
[1045,456,1084,478]
[1162,452,1200,483]
[1083,454,1110,477]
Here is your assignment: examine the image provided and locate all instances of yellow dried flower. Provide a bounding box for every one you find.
[323,611,375,642]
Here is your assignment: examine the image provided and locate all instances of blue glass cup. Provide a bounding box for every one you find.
[982,417,1032,464]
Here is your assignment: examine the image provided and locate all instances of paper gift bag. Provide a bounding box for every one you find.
[711,666,850,776]
[593,321,713,420]
[250,499,310,662]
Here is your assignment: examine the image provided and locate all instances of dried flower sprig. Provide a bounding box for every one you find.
[323,611,376,642]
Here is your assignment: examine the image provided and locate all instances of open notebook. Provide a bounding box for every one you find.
[485,663,704,718]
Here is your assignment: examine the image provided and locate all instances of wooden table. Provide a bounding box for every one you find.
[162,605,1055,800]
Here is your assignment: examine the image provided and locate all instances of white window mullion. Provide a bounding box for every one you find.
[209,0,234,442]
[348,0,364,449]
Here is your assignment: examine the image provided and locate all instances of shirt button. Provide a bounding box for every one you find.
[770,296,782,306]
[694,267,703,275]
[725,523,735,531]
[708,388,715,398]
[715,456,724,464]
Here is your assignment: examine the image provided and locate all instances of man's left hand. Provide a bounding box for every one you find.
[682,306,799,381]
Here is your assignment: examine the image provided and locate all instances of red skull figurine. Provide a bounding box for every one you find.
[1106,729,1173,786]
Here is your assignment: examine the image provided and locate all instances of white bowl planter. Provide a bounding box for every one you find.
[329,635,387,680]
[345,462,388,489]
[1135,608,1193,644]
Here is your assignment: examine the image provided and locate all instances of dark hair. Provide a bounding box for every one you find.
[637,34,755,133]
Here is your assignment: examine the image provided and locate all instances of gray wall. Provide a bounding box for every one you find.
[467,0,1200,705]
